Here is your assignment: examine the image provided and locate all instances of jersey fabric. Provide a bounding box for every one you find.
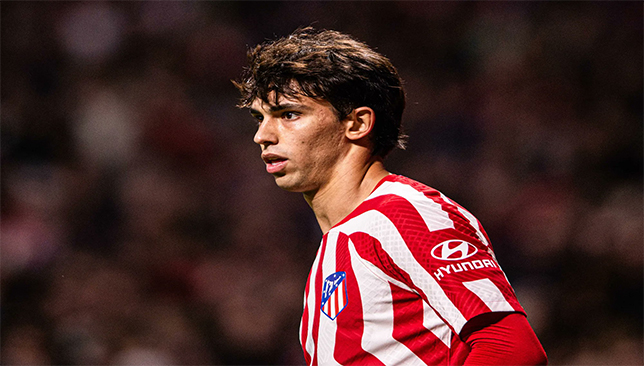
[299,174,526,365]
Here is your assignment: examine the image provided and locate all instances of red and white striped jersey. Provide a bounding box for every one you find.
[299,174,525,365]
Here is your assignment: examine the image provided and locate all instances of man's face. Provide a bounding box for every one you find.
[250,93,348,193]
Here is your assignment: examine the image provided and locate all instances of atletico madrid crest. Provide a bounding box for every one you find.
[321,271,348,320]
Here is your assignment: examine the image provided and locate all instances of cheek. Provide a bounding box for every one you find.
[289,113,345,165]
[302,127,341,152]
[300,131,345,169]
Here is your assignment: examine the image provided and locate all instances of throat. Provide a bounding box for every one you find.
[306,161,389,233]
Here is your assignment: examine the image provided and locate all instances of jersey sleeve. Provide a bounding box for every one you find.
[367,189,525,337]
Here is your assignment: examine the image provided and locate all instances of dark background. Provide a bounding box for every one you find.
[2,2,642,365]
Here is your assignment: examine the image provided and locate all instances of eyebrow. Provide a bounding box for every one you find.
[250,102,313,115]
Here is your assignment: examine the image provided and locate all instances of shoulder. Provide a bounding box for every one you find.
[335,174,459,233]
[369,175,454,220]
[370,174,441,202]
[368,175,493,249]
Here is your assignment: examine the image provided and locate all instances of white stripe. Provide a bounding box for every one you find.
[355,256,414,292]
[370,181,455,232]
[422,301,452,347]
[317,231,341,366]
[463,278,515,312]
[336,211,468,333]
[438,192,454,205]
[303,240,323,359]
[348,239,427,366]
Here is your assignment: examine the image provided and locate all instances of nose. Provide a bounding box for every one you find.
[253,117,278,147]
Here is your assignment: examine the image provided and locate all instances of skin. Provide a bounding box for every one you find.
[250,93,389,233]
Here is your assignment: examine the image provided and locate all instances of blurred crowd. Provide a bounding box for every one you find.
[1,2,642,365]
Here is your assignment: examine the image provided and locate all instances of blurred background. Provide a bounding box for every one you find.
[1,2,642,365]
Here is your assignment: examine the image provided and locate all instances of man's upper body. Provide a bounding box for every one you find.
[300,173,545,365]
[235,27,547,365]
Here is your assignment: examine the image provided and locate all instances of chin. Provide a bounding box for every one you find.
[274,175,311,193]
[273,176,298,191]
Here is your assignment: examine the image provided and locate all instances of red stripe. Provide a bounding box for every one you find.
[389,282,454,365]
[333,233,384,365]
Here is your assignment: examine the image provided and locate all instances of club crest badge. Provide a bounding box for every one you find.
[321,271,348,320]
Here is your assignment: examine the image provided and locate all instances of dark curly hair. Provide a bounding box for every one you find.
[233,27,407,157]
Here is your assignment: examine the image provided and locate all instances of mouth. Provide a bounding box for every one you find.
[262,153,288,174]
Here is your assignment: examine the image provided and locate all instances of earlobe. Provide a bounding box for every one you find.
[345,107,375,141]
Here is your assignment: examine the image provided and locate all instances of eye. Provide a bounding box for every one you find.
[251,114,264,125]
[282,111,300,120]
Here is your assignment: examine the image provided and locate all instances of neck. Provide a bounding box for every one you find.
[304,157,390,234]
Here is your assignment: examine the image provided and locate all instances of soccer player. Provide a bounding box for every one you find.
[234,28,547,365]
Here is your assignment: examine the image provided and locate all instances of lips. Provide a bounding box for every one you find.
[262,153,288,174]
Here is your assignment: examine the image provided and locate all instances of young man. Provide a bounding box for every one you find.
[234,28,547,365]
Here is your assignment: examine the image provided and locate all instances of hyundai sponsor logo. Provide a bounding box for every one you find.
[431,240,477,261]
[433,259,498,281]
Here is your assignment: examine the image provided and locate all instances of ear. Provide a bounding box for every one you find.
[344,106,375,141]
